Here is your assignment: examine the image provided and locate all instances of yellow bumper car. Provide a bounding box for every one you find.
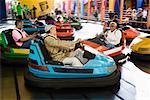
[131,35,150,61]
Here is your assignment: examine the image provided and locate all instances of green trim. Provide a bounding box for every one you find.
[0,34,2,45]
[3,48,29,56]
[1,31,29,59]
[2,52,28,58]
[1,32,8,48]
[71,22,81,26]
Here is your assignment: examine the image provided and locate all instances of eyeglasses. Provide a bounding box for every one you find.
[110,26,115,27]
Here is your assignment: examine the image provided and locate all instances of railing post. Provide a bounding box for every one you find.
[147,0,150,29]
[68,0,72,16]
[101,0,105,21]
[120,0,124,24]
[88,0,91,20]
[77,0,80,17]
[109,0,115,12]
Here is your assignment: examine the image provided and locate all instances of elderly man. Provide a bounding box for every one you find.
[44,25,85,67]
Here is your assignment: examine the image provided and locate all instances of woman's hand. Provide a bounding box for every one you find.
[76,38,82,43]
[74,42,84,50]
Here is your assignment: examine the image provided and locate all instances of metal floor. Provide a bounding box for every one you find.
[1,20,150,100]
[1,59,150,100]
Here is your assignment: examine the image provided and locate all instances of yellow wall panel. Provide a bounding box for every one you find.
[109,0,115,12]
[18,0,54,17]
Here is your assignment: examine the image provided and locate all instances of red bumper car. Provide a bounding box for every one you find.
[55,22,74,40]
[122,25,140,45]
[81,32,127,65]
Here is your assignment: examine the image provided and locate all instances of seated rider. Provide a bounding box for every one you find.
[26,12,38,23]
[12,19,37,48]
[56,15,64,23]
[112,15,119,28]
[44,25,87,67]
[97,22,122,48]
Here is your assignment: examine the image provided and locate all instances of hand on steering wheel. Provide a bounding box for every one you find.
[74,42,84,50]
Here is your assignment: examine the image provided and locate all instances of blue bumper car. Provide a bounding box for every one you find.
[24,40,120,88]
[23,20,45,34]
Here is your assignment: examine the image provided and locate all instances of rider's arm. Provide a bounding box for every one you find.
[12,30,36,42]
[44,36,76,50]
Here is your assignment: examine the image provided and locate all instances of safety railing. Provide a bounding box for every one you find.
[129,20,148,29]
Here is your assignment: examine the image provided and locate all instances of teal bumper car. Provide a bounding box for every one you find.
[24,40,120,88]
[23,20,45,34]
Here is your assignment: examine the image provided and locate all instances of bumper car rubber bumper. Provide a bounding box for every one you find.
[112,53,127,65]
[24,68,121,88]
[131,52,150,61]
[0,55,27,64]
[126,38,133,45]
[58,36,74,41]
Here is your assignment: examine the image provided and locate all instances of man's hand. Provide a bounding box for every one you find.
[33,31,39,35]
[69,46,74,51]
[29,33,37,39]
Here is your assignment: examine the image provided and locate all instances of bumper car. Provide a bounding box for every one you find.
[55,22,74,40]
[23,20,45,34]
[122,25,140,45]
[45,17,74,40]
[0,29,29,63]
[69,16,82,30]
[102,23,139,45]
[71,22,82,30]
[81,32,127,65]
[130,34,150,61]
[64,16,82,30]
[24,39,120,88]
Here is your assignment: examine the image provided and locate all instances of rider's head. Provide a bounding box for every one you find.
[109,22,117,31]
[45,25,57,36]
[15,19,23,29]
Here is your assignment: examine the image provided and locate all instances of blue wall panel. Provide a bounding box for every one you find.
[0,0,6,21]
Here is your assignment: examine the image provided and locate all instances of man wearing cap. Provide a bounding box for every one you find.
[44,25,84,67]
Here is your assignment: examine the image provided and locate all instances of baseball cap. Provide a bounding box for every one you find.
[45,25,55,32]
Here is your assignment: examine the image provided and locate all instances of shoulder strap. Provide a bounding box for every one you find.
[114,29,118,33]
[13,29,23,38]
[44,34,57,40]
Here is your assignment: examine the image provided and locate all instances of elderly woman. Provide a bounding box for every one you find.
[95,22,122,49]
[104,22,122,48]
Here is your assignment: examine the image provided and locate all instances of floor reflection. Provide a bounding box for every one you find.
[120,61,150,100]
[1,20,150,100]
